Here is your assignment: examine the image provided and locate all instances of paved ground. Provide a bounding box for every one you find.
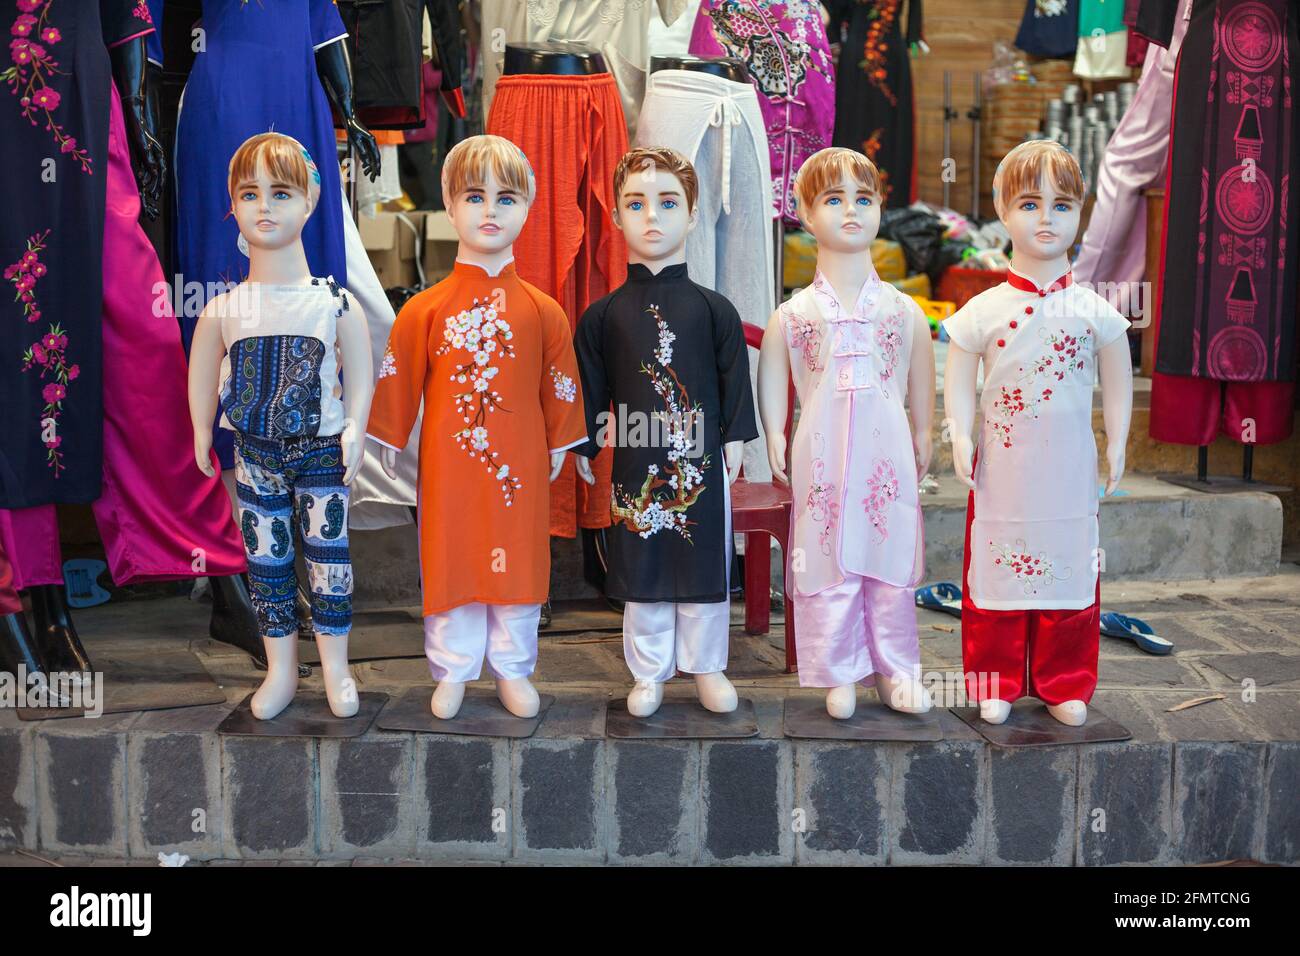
[16,564,1300,744]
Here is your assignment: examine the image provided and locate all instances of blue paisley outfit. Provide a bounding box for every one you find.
[218,277,354,637]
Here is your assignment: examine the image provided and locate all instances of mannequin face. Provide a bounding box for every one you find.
[998,176,1082,264]
[444,170,529,256]
[231,167,313,253]
[613,166,697,263]
[800,173,880,253]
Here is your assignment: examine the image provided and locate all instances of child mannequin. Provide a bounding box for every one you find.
[188,133,372,721]
[943,140,1133,727]
[757,147,935,720]
[573,147,759,718]
[367,135,588,721]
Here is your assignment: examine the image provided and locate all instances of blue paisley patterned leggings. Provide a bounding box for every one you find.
[233,433,352,638]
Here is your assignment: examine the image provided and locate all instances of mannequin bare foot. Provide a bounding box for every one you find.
[694,671,737,713]
[827,684,857,719]
[876,673,933,714]
[979,699,1012,725]
[315,632,359,718]
[628,679,664,717]
[1047,699,1087,726]
[496,676,540,718]
[431,680,466,719]
[251,635,299,720]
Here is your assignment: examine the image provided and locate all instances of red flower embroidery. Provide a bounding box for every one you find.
[4,1,93,174]
[9,228,71,476]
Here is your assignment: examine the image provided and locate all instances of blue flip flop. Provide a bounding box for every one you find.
[1100,612,1174,656]
[915,582,963,619]
[63,558,111,609]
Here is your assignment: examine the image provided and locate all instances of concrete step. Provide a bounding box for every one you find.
[2,689,1295,866]
[348,472,1285,607]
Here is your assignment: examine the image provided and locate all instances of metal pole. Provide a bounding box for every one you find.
[968,72,982,220]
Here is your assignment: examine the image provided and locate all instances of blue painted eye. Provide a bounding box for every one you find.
[827,197,841,206]
[241,191,256,202]
[467,194,484,204]
[857,196,872,206]
[273,191,291,201]
[662,199,677,209]
[1054,202,1070,212]
[1021,201,1038,211]
[628,200,643,211]
[500,196,516,206]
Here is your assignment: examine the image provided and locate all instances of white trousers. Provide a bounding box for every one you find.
[622,600,731,683]
[423,602,541,683]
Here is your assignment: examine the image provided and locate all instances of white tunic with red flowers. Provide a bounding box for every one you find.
[942,269,1130,610]
[779,269,924,597]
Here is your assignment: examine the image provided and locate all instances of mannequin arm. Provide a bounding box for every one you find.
[316,40,380,181]
[724,440,745,484]
[336,295,374,486]
[109,36,165,219]
[1098,336,1133,495]
[757,309,791,484]
[187,299,227,478]
[943,344,980,490]
[907,309,936,476]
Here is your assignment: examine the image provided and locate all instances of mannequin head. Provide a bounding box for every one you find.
[611,146,699,264]
[992,141,1085,265]
[227,132,321,254]
[441,135,535,256]
[793,147,882,253]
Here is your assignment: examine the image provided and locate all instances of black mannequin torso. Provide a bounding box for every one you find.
[649,55,749,84]
[504,42,607,76]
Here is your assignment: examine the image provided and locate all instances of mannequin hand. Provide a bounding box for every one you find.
[121,95,165,220]
[341,420,364,485]
[575,455,596,485]
[952,434,976,490]
[381,445,397,481]
[549,451,569,481]
[345,118,381,182]
[767,433,789,485]
[194,432,215,478]
[724,440,744,484]
[913,429,933,479]
[1105,442,1126,496]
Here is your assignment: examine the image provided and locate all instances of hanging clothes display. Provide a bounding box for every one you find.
[1074,0,1131,79]
[1151,0,1299,446]
[486,72,629,535]
[573,262,758,603]
[173,0,418,525]
[688,0,837,226]
[825,0,923,207]
[0,1,244,588]
[478,0,690,136]
[335,0,465,130]
[367,259,589,615]
[1074,9,1189,289]
[1015,0,1081,59]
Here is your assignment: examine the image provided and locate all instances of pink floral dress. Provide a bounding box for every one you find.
[779,269,923,597]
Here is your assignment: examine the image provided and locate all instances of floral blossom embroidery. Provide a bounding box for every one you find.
[806,444,839,555]
[378,346,396,379]
[988,539,1071,595]
[863,457,899,543]
[1020,328,1093,385]
[132,0,152,22]
[8,229,74,476]
[612,305,710,541]
[550,366,576,403]
[874,306,905,397]
[4,1,93,174]
[437,297,520,505]
[987,385,1042,449]
[786,310,823,371]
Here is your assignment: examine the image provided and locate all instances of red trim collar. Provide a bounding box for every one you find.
[1007,268,1073,295]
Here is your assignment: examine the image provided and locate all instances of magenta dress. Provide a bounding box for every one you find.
[688,0,836,226]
